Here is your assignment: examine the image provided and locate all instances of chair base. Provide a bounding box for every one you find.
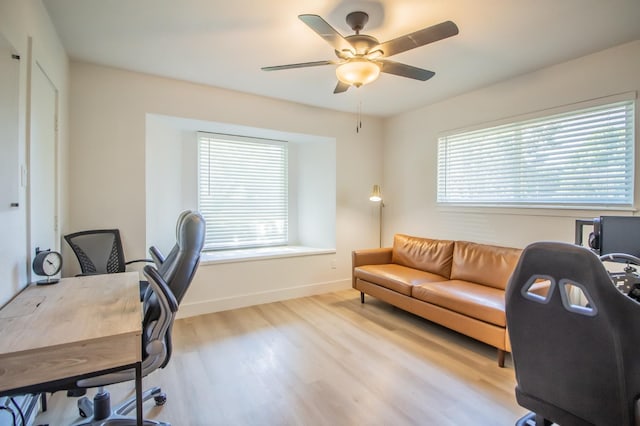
[71,386,169,426]
[75,419,168,426]
[516,412,554,426]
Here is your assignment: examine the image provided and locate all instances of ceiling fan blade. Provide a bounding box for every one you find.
[334,81,350,94]
[379,60,435,81]
[261,60,336,71]
[378,21,459,58]
[299,14,354,53]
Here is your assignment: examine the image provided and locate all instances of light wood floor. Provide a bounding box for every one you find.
[36,289,527,425]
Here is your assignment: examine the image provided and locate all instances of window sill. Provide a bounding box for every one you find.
[437,203,637,217]
[200,246,336,265]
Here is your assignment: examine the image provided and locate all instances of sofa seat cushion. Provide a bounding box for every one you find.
[354,264,448,296]
[412,279,506,327]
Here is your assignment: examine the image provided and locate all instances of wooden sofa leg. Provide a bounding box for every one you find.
[360,292,365,303]
[497,349,506,368]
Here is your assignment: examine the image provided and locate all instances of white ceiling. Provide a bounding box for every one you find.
[43,0,640,117]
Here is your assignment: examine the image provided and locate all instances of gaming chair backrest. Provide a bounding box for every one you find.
[506,241,640,425]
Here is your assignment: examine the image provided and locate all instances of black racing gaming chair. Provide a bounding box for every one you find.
[69,211,205,425]
[506,241,640,426]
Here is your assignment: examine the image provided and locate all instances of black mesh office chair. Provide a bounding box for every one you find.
[506,241,640,426]
[64,229,153,299]
[64,229,152,274]
[67,211,205,425]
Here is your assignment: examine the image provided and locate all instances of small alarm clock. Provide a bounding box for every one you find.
[33,248,63,285]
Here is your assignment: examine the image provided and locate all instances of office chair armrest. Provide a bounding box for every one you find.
[125,258,154,266]
[149,246,165,267]
[143,265,179,313]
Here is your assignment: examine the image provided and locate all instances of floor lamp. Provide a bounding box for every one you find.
[369,184,384,248]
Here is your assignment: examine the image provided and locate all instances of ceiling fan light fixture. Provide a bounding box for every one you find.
[366,49,384,60]
[336,59,380,87]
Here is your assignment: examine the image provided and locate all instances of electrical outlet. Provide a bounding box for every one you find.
[330,258,337,269]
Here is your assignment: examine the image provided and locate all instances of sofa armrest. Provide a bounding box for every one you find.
[352,248,393,267]
[352,248,393,288]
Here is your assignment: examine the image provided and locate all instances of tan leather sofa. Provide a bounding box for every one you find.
[352,234,522,367]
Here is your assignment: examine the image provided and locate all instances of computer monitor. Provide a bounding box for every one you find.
[598,216,640,261]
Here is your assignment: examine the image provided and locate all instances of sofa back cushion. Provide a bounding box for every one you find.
[450,241,522,290]
[392,234,455,278]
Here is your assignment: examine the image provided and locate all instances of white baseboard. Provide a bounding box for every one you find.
[177,279,352,319]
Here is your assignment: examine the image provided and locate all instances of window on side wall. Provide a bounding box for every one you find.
[198,132,288,250]
[437,98,635,208]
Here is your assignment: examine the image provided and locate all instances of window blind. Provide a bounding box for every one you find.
[437,100,635,206]
[198,132,288,250]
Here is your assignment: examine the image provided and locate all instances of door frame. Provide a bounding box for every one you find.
[26,48,60,282]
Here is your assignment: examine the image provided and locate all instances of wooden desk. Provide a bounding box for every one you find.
[0,272,143,424]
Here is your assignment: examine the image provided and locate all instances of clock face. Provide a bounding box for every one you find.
[42,252,62,276]
[33,250,63,277]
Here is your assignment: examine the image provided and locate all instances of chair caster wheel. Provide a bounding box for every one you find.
[77,396,93,418]
[154,393,167,406]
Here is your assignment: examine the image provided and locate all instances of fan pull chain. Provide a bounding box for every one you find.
[356,101,363,134]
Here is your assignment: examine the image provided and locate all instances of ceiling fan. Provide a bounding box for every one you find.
[262,11,459,94]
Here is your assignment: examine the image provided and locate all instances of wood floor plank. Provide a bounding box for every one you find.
[35,289,527,425]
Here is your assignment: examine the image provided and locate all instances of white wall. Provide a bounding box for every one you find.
[0,0,68,306]
[145,115,186,254]
[68,62,384,315]
[383,41,640,249]
[296,137,336,247]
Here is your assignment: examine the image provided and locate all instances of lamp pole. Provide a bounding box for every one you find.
[369,185,384,248]
[378,200,384,248]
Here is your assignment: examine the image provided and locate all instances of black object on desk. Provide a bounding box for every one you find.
[32,248,62,285]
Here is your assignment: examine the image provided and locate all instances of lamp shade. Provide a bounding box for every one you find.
[369,184,382,202]
[336,59,380,88]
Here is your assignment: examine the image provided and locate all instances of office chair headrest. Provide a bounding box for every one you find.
[175,210,192,239]
[177,212,205,253]
[164,211,205,304]
[150,210,194,275]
